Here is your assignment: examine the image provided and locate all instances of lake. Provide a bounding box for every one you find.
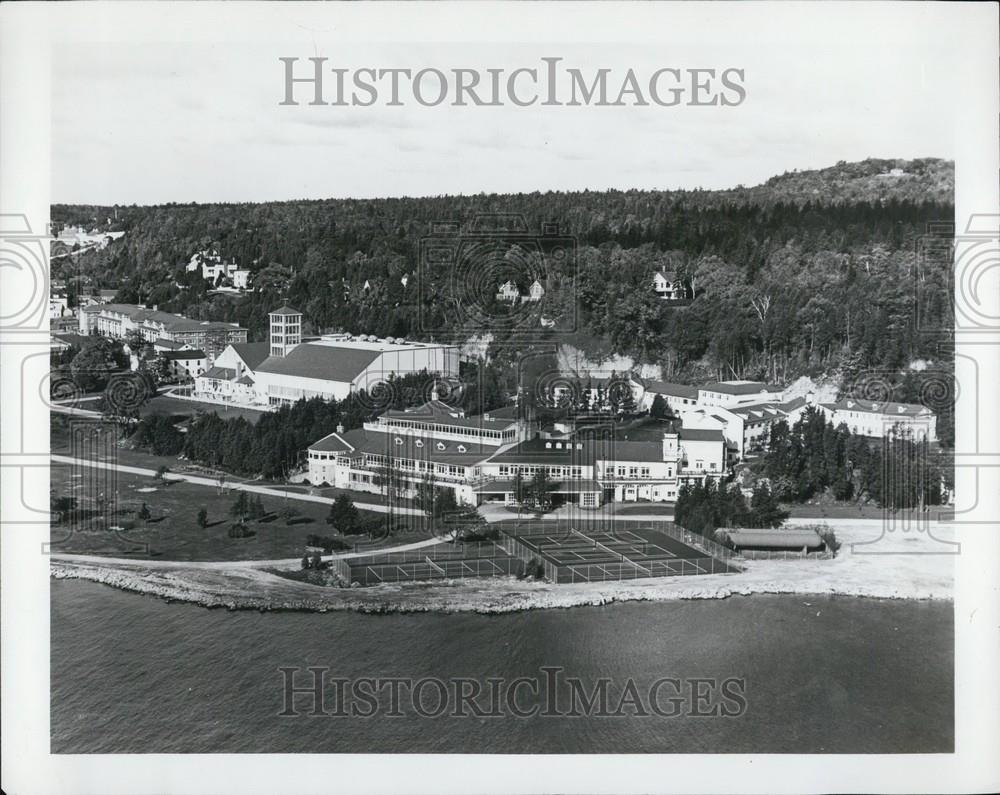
[51,580,953,754]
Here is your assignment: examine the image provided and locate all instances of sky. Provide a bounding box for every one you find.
[47,2,966,205]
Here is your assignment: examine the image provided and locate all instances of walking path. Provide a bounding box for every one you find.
[50,454,423,517]
[49,534,445,570]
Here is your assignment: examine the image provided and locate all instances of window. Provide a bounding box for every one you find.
[696,460,704,470]
[582,492,597,507]
[414,439,423,448]
[394,437,403,446]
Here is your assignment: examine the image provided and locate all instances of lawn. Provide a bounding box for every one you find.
[49,463,433,561]
[139,394,271,425]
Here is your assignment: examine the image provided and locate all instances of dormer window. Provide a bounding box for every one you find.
[545,442,552,449]
[436,442,445,450]
[576,443,583,450]
[457,445,466,452]
[394,437,403,446]
[414,440,423,448]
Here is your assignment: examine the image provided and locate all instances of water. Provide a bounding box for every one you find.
[51,580,953,753]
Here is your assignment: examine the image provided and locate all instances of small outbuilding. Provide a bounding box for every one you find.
[721,529,825,554]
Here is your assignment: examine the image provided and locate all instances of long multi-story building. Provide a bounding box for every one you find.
[817,399,937,441]
[195,306,461,408]
[306,400,727,508]
[79,303,247,362]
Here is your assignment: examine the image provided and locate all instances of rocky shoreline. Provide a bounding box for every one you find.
[50,546,954,614]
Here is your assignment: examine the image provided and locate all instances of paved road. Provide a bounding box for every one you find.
[49,534,446,570]
[50,454,423,517]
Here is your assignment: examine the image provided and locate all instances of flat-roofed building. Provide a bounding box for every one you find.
[697,380,784,409]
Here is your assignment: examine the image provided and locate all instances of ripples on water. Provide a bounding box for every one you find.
[51,580,953,754]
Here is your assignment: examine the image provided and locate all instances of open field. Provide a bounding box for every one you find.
[49,463,432,561]
[141,394,269,424]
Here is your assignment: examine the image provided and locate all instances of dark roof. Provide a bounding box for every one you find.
[229,342,271,371]
[161,349,206,360]
[701,382,783,396]
[51,332,98,348]
[482,405,520,421]
[86,304,246,334]
[236,375,255,385]
[821,399,931,417]
[723,530,823,550]
[678,428,725,443]
[255,343,381,383]
[269,305,301,316]
[644,380,698,399]
[309,428,494,466]
[201,366,236,380]
[487,437,604,467]
[153,338,187,350]
[777,396,808,412]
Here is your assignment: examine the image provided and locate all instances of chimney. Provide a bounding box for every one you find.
[662,431,679,461]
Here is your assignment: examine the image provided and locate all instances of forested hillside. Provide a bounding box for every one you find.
[53,157,954,389]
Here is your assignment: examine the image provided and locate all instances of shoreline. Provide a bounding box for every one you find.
[48,520,956,614]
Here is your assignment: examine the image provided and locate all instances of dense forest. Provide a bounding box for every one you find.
[53,157,954,391]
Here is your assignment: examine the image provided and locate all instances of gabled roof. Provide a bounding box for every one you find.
[654,270,679,281]
[310,428,494,465]
[644,380,699,399]
[153,338,187,350]
[162,349,206,360]
[229,341,271,371]
[255,343,382,383]
[679,428,726,443]
[269,305,301,316]
[201,366,236,380]
[701,381,783,396]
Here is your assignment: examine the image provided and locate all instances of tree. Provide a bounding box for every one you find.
[310,550,323,569]
[230,491,250,523]
[69,338,123,392]
[748,483,788,528]
[155,465,169,481]
[530,468,555,511]
[650,394,669,419]
[196,507,208,528]
[327,494,360,534]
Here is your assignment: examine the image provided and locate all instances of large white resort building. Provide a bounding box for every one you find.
[307,399,728,508]
[194,306,460,408]
[79,303,247,362]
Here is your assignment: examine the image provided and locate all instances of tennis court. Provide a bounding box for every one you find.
[497,521,740,582]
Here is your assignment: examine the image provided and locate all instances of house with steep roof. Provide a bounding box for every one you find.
[652,270,685,300]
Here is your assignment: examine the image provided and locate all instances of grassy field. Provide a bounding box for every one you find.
[140,394,269,425]
[49,463,432,561]
[784,503,943,520]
